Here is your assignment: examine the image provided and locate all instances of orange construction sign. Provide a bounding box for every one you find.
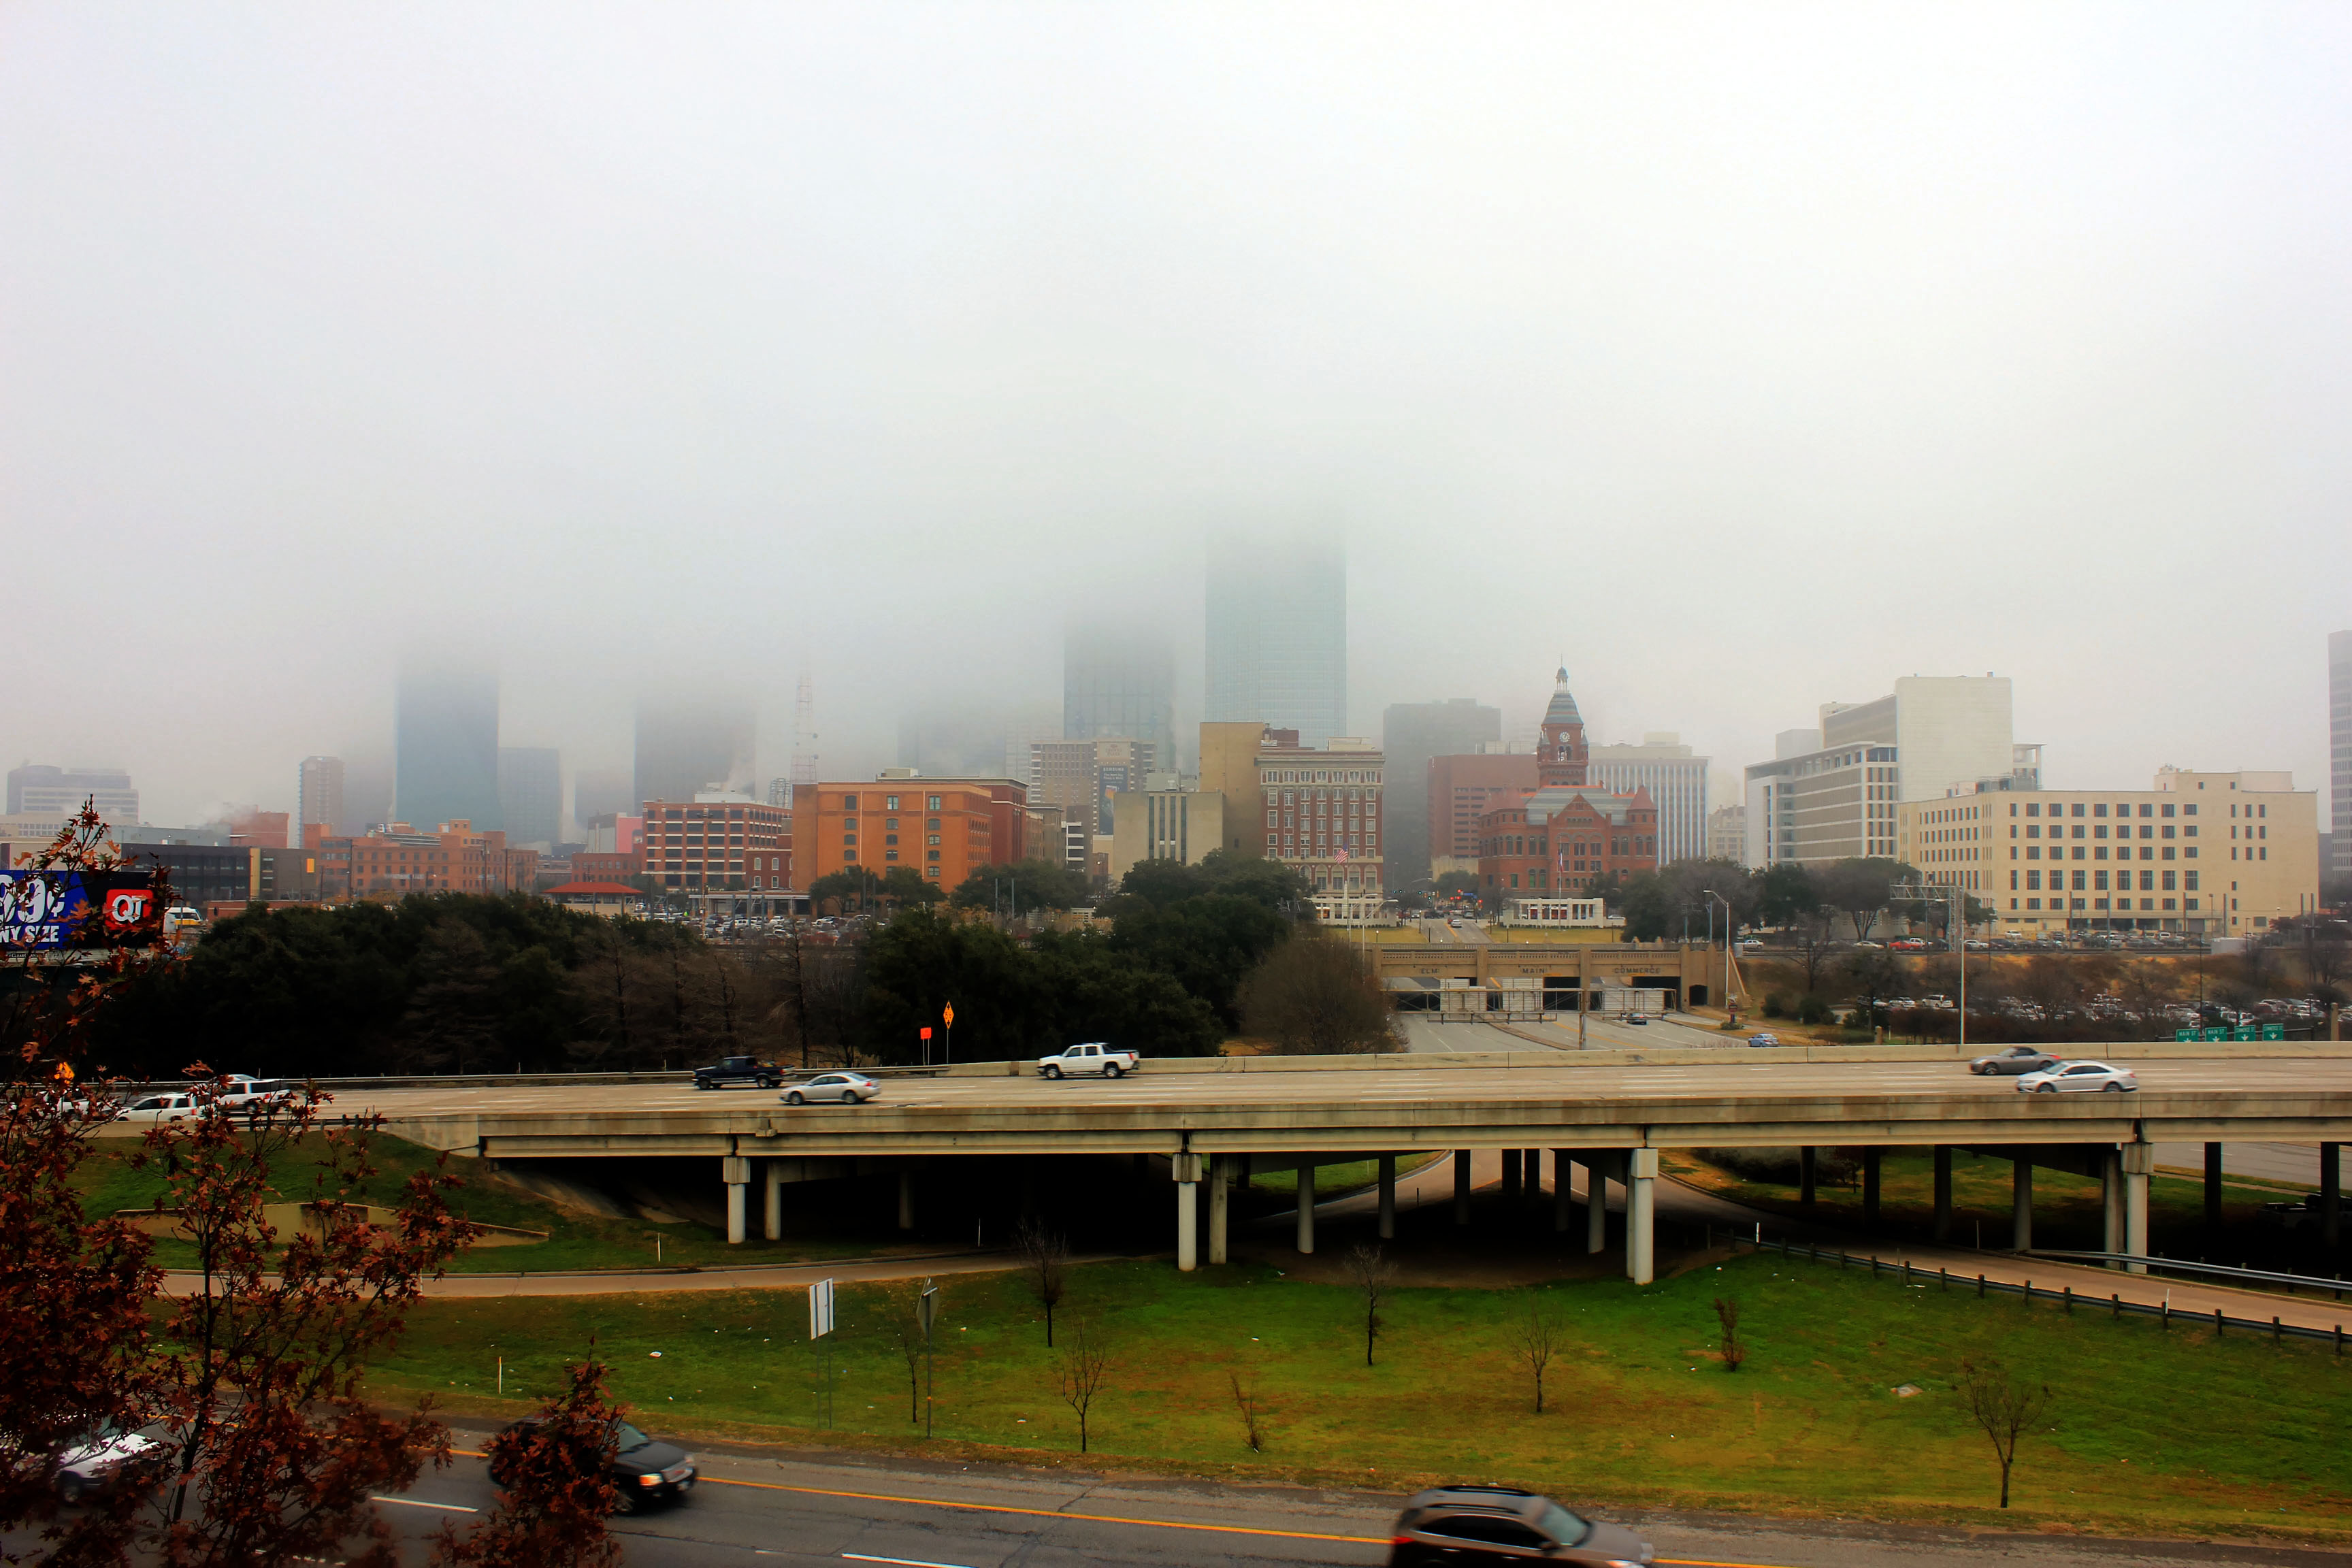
[943,1003,955,1027]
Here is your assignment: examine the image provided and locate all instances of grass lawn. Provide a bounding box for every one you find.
[1667,1149,2333,1275]
[1247,1154,1444,1198]
[370,1252,2352,1541]
[72,1134,900,1275]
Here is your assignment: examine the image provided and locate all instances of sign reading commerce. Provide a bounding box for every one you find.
[0,869,159,951]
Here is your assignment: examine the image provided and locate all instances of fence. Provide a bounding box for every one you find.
[1730,1231,2351,1351]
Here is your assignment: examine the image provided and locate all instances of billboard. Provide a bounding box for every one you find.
[0,869,158,951]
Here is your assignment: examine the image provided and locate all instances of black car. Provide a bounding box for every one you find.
[492,1418,696,1513]
[693,1055,781,1091]
[1389,1485,1652,1566]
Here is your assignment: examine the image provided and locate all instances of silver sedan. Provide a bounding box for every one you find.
[780,1072,880,1106]
[2016,1060,2138,1094]
[1970,1046,2059,1075]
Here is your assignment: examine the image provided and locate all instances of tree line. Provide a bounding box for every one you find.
[63,849,1392,1080]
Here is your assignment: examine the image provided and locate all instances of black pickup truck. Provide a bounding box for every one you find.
[691,1055,781,1091]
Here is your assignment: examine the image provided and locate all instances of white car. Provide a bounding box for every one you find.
[781,1072,880,1106]
[52,1421,162,1504]
[2016,1060,2138,1094]
[1745,1032,1782,1049]
[116,1092,199,1124]
[1036,1042,1141,1079]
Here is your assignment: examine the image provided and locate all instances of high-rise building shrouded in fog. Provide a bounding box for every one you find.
[394,659,501,830]
[1380,698,1502,886]
[1064,623,1176,774]
[635,696,755,807]
[1205,536,1346,747]
[497,747,562,849]
[7,764,139,823]
[2332,630,2351,882]
[297,756,344,837]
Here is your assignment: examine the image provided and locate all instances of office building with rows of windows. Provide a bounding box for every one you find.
[1256,733,1384,920]
[640,795,790,892]
[1897,768,2318,936]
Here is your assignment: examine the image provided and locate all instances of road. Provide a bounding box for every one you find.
[262,1057,2352,1124]
[371,1437,2347,1568]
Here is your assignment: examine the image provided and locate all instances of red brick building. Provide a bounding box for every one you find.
[1474,668,1656,899]
[797,777,1026,888]
[1425,753,1538,873]
[640,798,791,892]
[320,819,539,899]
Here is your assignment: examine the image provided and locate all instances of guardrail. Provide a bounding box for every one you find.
[1739,1232,2351,1348]
[2022,1250,2350,1299]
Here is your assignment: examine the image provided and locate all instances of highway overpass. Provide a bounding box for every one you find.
[319,1051,2352,1286]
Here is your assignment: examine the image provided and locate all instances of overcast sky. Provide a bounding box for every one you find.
[5,4,2349,830]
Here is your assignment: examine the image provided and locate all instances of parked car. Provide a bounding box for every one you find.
[2016,1060,2138,1094]
[491,1416,695,1514]
[1969,1047,2061,1077]
[1036,1042,1141,1079]
[1388,1485,1652,1567]
[780,1072,879,1105]
[693,1055,781,1091]
[1745,1032,1782,1048]
[50,1421,163,1505]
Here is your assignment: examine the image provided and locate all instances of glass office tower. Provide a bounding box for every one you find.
[1205,536,1347,747]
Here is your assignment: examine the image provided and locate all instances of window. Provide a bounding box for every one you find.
[2026,803,2040,817]
[2072,802,2085,817]
[2093,804,2108,818]
[843,794,858,809]
[2025,870,2041,890]
[885,796,901,811]
[928,817,941,830]
[927,795,942,811]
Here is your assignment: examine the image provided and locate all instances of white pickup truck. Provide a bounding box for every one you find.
[1035,1042,1141,1080]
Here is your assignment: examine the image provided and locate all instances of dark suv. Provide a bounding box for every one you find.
[1389,1486,1652,1565]
[692,1056,781,1090]
[492,1418,696,1514]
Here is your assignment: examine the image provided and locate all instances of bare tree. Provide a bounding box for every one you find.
[1958,1360,2054,1509]
[1344,1243,1396,1367]
[1237,938,1396,1054]
[1507,1293,1560,1412]
[1227,1371,1264,1452]
[1054,1317,1109,1454]
[1713,1297,1745,1372]
[1015,1217,1068,1348]
[1788,904,1840,995]
[888,1285,926,1424]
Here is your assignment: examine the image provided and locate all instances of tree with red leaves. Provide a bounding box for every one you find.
[145,1086,475,1567]
[0,802,170,1565]
[435,1358,626,1567]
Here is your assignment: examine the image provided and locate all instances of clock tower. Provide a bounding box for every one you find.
[1538,666,1588,788]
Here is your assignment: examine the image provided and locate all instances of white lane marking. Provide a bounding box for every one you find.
[370,1494,478,1512]
[839,1556,975,1568]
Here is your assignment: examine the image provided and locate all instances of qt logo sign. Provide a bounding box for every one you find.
[105,887,153,928]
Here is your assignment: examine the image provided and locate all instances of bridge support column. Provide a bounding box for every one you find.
[1932,1147,1953,1243]
[1453,1151,1473,1226]
[1501,1149,1521,1206]
[2204,1143,2223,1237]
[1209,1156,1232,1264]
[1174,1154,1200,1273]
[2011,1156,2033,1252]
[1585,1156,1609,1255]
[2121,1144,2152,1272]
[763,1160,783,1242]
[1552,1150,1572,1234]
[2323,1143,2341,1251]
[1377,1156,1396,1241]
[1862,1149,1882,1232]
[2101,1150,2123,1264]
[1627,1149,1658,1285]
[1799,1146,1816,1209]
[1524,1148,1542,1206]
[722,1155,750,1245]
[1296,1164,1317,1255]
[898,1168,915,1232]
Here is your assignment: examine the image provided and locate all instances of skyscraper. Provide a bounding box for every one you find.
[1380,698,1501,886]
[497,747,563,849]
[1205,536,1346,747]
[297,756,345,838]
[5,764,139,824]
[1590,734,1710,864]
[2332,631,2351,883]
[1064,622,1176,774]
[634,696,755,808]
[394,659,501,831]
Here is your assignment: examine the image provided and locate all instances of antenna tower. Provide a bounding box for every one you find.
[789,674,819,802]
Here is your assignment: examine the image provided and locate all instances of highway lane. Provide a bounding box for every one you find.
[296,1058,2352,1122]
[370,1439,2346,1568]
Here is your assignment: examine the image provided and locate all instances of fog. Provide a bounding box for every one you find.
[4,5,2349,830]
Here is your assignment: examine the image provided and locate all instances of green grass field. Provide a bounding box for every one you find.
[1669,1149,2329,1273]
[71,1133,894,1274]
[369,1252,2352,1541]
[1247,1154,1445,1198]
